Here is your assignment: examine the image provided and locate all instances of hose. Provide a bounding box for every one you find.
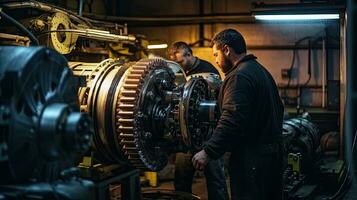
[0,8,39,45]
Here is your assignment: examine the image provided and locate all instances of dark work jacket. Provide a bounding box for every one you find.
[204,54,284,159]
[186,57,220,78]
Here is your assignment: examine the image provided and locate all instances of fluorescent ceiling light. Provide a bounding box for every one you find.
[255,14,339,20]
[147,44,168,49]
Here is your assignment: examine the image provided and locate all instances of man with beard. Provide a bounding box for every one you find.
[192,29,284,200]
[168,41,229,200]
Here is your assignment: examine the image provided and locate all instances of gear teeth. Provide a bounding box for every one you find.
[125,79,140,84]
[120,97,135,102]
[116,59,169,170]
[126,152,140,156]
[120,140,135,145]
[117,104,134,110]
[127,74,142,79]
[121,90,137,96]
[118,110,134,115]
[123,84,138,89]
[128,155,140,159]
[130,69,145,74]
[118,118,134,124]
[116,61,152,170]
[130,160,144,164]
[118,125,133,132]
[119,133,134,138]
[123,146,137,150]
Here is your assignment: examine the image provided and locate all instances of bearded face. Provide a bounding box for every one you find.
[212,44,233,73]
[220,54,233,73]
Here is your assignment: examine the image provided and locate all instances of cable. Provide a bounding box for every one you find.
[301,39,312,87]
[1,1,126,29]
[324,130,357,200]
[298,39,312,105]
[189,38,211,47]
[0,9,39,45]
[286,36,311,87]
[282,36,311,104]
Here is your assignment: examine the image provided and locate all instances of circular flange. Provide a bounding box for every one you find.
[180,78,210,152]
[50,12,78,54]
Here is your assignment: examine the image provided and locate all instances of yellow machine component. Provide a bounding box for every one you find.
[108,36,148,61]
[288,153,302,173]
[0,33,30,46]
[79,156,95,168]
[108,42,133,61]
[144,172,158,187]
[109,43,133,55]
[48,12,78,54]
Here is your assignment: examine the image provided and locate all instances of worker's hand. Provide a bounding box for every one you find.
[192,149,210,171]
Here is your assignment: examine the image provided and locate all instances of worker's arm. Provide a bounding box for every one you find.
[203,73,254,159]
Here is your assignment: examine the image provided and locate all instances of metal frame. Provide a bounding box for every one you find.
[95,168,141,200]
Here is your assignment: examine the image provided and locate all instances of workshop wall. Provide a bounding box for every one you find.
[60,0,341,107]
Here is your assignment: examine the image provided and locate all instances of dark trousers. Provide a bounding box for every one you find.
[174,152,229,200]
[229,144,284,200]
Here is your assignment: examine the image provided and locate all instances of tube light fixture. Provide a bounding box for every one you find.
[254,14,339,21]
[147,44,168,49]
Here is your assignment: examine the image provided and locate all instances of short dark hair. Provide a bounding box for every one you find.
[167,41,193,57]
[211,29,246,54]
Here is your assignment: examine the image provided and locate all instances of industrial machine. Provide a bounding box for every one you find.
[0,1,344,200]
[0,51,217,200]
[283,114,321,173]
[0,1,221,199]
[0,46,94,199]
[70,58,217,171]
[282,114,321,199]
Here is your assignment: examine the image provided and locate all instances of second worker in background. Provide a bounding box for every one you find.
[168,41,229,200]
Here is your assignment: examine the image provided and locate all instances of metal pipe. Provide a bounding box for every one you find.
[78,0,83,16]
[0,33,30,46]
[192,44,338,50]
[0,9,39,45]
[345,0,357,186]
[82,12,254,26]
[199,0,204,47]
[278,85,326,89]
[339,12,347,159]
[322,38,326,108]
[248,44,339,50]
[2,1,91,26]
[1,1,125,29]
[37,29,136,42]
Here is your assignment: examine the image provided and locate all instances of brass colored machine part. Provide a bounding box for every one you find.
[0,33,30,46]
[70,58,217,171]
[70,59,129,164]
[48,12,78,54]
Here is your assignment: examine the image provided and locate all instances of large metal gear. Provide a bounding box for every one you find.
[70,58,217,171]
[116,59,177,170]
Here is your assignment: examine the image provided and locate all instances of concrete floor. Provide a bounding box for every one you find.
[141,155,231,199]
[142,173,231,200]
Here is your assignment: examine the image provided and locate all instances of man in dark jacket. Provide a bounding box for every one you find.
[168,41,220,76]
[168,41,229,200]
[192,29,284,200]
